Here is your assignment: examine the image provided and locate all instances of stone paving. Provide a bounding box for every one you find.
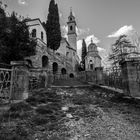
[54,87,140,140]
[1,86,140,140]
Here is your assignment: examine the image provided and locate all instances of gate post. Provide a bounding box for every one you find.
[10,61,29,100]
[95,67,103,85]
[120,58,140,97]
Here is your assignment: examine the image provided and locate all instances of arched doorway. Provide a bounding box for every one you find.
[42,55,48,68]
[52,62,58,74]
[61,68,67,75]
[69,73,74,78]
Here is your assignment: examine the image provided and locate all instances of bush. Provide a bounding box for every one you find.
[0,132,27,140]
[9,102,32,112]
[36,106,54,115]
[33,115,50,125]
[3,102,32,119]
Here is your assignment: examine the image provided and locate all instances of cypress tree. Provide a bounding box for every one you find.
[46,0,61,51]
[81,39,87,70]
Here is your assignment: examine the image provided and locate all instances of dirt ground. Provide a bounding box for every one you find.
[1,87,140,140]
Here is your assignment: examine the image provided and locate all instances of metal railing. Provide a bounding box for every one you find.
[103,66,123,89]
[0,68,12,99]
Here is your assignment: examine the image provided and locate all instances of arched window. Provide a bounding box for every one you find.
[89,60,93,70]
[52,62,58,74]
[69,73,74,78]
[32,29,36,38]
[42,55,48,68]
[66,52,69,57]
[41,31,43,40]
[70,26,73,31]
[61,68,67,75]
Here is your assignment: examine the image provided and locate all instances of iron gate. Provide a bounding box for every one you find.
[0,68,12,100]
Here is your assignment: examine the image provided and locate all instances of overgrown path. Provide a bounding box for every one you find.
[52,79,89,87]
[1,87,140,140]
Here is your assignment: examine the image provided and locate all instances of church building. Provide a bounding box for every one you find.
[85,39,102,71]
[25,9,79,76]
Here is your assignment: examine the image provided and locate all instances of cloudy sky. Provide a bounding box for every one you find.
[4,0,140,65]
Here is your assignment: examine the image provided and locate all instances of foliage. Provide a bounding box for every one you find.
[0,8,36,64]
[9,102,32,112]
[3,102,32,119]
[81,39,87,70]
[108,35,138,66]
[46,0,61,51]
[36,106,54,115]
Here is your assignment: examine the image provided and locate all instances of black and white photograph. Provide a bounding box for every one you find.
[0,0,140,139]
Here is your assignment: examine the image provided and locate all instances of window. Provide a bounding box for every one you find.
[90,64,93,70]
[89,60,93,70]
[32,29,36,38]
[70,26,73,31]
[56,52,60,56]
[42,56,48,68]
[66,52,69,57]
[41,31,44,40]
[70,17,72,21]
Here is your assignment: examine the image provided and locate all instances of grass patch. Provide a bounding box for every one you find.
[2,102,32,119]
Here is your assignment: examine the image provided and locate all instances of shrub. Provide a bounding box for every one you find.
[36,106,54,115]
[9,102,32,112]
[33,115,50,125]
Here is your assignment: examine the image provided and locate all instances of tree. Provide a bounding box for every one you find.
[46,0,61,51]
[81,39,87,70]
[0,11,36,64]
[109,35,138,66]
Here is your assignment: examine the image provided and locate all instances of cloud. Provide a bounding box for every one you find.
[108,25,134,38]
[85,34,100,46]
[61,25,68,39]
[76,27,90,36]
[18,0,27,5]
[59,12,63,18]
[61,25,90,39]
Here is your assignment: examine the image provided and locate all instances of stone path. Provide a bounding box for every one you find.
[52,79,89,87]
[54,87,140,140]
[1,87,140,140]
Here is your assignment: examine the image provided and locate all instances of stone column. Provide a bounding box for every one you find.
[95,67,103,85]
[10,61,29,100]
[120,58,140,97]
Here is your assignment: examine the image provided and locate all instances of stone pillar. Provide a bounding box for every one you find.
[10,61,29,100]
[95,67,103,85]
[120,58,140,97]
[39,70,48,88]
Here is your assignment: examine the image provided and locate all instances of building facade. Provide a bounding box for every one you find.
[25,10,79,77]
[85,39,102,71]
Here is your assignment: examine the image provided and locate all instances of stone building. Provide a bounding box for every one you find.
[85,39,102,71]
[25,10,79,77]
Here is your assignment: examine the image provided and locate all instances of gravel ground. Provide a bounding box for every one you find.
[1,87,140,140]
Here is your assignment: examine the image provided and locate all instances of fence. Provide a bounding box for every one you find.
[0,68,12,100]
[103,66,124,89]
[136,62,140,89]
[0,61,49,102]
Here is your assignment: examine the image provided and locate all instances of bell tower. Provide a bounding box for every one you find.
[67,8,77,52]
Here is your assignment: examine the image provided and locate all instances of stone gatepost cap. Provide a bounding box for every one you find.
[10,61,29,66]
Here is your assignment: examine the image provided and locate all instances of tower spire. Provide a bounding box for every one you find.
[70,7,73,16]
[91,38,93,43]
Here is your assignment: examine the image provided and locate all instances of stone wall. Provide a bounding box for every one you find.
[120,58,140,97]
